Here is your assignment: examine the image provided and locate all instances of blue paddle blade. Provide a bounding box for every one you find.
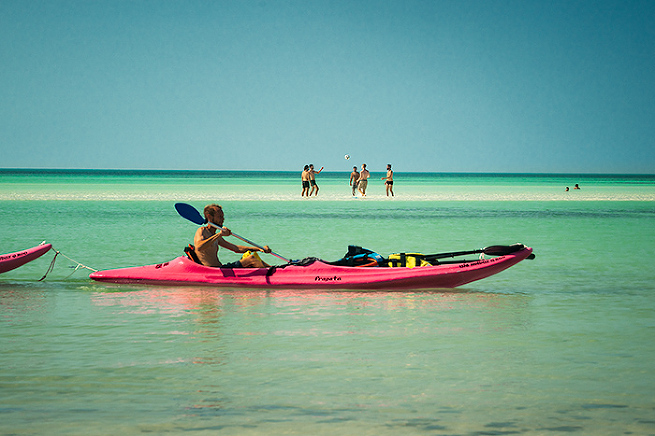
[175,203,206,225]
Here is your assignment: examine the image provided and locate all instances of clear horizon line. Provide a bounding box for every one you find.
[1,167,654,176]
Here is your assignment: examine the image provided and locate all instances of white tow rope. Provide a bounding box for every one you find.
[39,247,98,281]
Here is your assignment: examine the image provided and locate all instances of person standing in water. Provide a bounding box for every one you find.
[381,164,394,196]
[308,164,324,196]
[349,166,360,197]
[301,165,310,197]
[358,164,370,197]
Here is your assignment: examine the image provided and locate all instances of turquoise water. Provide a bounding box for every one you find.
[1,170,654,435]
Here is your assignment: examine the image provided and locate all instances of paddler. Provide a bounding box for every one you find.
[194,204,271,268]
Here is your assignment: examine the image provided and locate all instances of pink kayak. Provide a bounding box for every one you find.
[90,245,533,290]
[0,243,52,274]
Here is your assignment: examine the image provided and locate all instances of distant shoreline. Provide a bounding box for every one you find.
[2,170,654,202]
[1,168,653,178]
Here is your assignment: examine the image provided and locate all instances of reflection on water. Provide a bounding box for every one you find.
[89,287,534,335]
[1,281,654,435]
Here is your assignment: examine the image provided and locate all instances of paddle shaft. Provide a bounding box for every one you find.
[207,221,290,263]
[424,244,525,262]
[424,250,481,262]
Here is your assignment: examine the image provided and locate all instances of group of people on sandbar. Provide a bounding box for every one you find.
[301,163,394,197]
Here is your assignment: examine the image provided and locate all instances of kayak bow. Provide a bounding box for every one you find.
[0,242,52,274]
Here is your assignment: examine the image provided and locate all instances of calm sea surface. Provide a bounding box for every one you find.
[1,170,654,435]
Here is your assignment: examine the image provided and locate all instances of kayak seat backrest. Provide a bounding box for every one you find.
[184,244,201,264]
[387,253,431,268]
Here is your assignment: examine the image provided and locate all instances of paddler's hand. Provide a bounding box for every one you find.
[218,227,232,237]
[262,245,272,254]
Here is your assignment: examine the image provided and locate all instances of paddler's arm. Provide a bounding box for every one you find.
[194,227,229,251]
[216,234,272,254]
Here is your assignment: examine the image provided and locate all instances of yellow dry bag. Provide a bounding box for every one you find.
[387,253,431,268]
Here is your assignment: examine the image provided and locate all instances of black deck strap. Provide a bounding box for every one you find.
[266,257,320,276]
[388,253,405,267]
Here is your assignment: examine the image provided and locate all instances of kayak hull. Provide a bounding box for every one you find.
[90,246,533,290]
[0,243,52,274]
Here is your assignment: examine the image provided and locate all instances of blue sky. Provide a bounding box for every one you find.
[1,0,654,173]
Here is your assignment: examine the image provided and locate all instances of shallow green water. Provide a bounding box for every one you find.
[1,171,654,435]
